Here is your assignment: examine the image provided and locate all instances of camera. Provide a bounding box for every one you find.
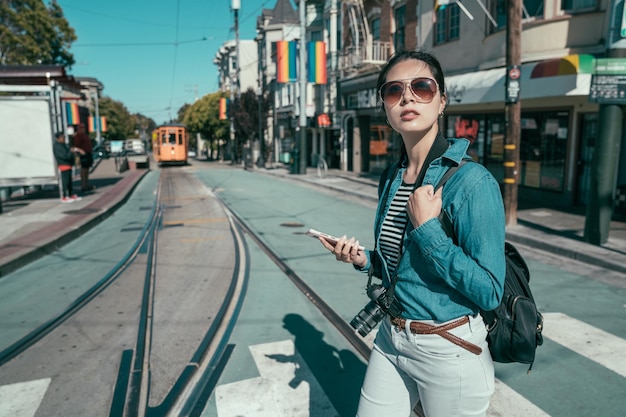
[350,284,403,337]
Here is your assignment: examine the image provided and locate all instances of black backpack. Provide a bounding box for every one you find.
[436,161,544,372]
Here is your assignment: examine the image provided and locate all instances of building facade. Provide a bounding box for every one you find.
[216,0,626,215]
[334,0,626,213]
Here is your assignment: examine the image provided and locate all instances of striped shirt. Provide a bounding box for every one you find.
[380,182,414,274]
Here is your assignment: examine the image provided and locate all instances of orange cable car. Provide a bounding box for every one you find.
[152,123,188,166]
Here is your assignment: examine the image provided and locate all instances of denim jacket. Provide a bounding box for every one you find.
[358,138,506,321]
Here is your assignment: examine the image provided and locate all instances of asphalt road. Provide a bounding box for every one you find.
[194,163,626,417]
[0,163,624,417]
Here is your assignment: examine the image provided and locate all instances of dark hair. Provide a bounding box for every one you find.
[376,50,446,102]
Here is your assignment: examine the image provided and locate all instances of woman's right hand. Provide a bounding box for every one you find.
[319,235,367,267]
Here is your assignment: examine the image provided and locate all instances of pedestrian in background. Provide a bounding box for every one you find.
[315,50,506,417]
[72,123,94,193]
[53,131,84,203]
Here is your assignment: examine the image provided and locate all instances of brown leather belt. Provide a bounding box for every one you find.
[390,316,483,355]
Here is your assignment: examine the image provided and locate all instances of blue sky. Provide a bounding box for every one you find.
[58,0,273,125]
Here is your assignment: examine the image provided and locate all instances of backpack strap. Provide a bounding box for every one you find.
[436,160,470,242]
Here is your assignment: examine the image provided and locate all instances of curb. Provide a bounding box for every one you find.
[0,170,148,278]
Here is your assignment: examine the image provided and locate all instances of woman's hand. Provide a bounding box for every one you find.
[319,235,367,267]
[407,184,442,227]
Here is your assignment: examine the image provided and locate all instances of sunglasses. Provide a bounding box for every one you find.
[379,77,439,105]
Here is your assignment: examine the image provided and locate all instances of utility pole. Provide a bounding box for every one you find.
[503,0,522,226]
[258,86,264,167]
[330,0,338,125]
[298,0,307,174]
[93,88,102,144]
[230,0,240,164]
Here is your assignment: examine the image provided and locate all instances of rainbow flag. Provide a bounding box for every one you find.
[307,41,327,84]
[88,116,108,132]
[219,97,228,120]
[276,41,297,83]
[65,102,80,125]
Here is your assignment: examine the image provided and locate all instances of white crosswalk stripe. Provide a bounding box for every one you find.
[212,313,625,417]
[542,312,626,378]
[489,379,550,417]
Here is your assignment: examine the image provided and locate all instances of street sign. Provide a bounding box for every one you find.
[505,65,521,103]
[589,58,626,104]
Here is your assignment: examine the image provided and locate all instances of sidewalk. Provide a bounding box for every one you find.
[0,157,148,277]
[0,159,625,278]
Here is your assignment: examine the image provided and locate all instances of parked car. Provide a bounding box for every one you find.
[124,139,146,155]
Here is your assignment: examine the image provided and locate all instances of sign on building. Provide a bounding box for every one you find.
[589,58,626,104]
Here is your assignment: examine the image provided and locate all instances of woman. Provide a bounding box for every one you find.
[317,50,506,417]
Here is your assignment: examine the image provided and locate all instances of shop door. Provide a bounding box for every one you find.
[575,114,598,206]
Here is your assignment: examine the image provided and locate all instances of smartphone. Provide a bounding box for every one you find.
[305,228,365,251]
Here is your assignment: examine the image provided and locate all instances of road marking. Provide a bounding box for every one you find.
[215,340,338,417]
[162,217,228,226]
[0,378,50,417]
[489,379,550,417]
[179,236,228,243]
[366,328,549,417]
[542,312,626,377]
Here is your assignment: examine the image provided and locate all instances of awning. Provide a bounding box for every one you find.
[530,54,595,78]
[445,54,595,106]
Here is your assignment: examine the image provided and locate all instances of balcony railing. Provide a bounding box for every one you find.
[339,41,391,72]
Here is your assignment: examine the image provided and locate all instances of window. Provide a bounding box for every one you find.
[561,0,596,11]
[488,0,545,33]
[394,5,406,51]
[435,4,460,45]
[523,0,544,18]
[445,110,569,192]
[371,17,381,41]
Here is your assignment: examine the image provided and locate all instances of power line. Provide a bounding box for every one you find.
[168,0,182,121]
[73,38,210,47]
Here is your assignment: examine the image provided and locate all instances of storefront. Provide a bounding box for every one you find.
[340,73,402,175]
[443,54,623,209]
[338,55,625,213]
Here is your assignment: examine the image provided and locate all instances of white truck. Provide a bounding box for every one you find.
[0,85,66,213]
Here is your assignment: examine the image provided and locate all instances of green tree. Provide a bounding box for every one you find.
[177,103,191,123]
[0,0,76,66]
[132,113,157,143]
[232,88,269,162]
[233,88,261,143]
[99,96,134,141]
[181,91,230,155]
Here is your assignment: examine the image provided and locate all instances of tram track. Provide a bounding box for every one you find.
[0,195,161,368]
[0,167,372,417]
[0,168,249,417]
[103,169,250,417]
[224,208,372,362]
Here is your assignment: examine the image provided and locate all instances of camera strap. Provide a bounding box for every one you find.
[378,132,450,305]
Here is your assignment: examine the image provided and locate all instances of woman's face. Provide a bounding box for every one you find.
[381,59,446,137]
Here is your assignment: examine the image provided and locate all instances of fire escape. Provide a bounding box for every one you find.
[339,0,390,74]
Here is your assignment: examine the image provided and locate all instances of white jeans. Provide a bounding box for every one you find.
[356,314,495,417]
